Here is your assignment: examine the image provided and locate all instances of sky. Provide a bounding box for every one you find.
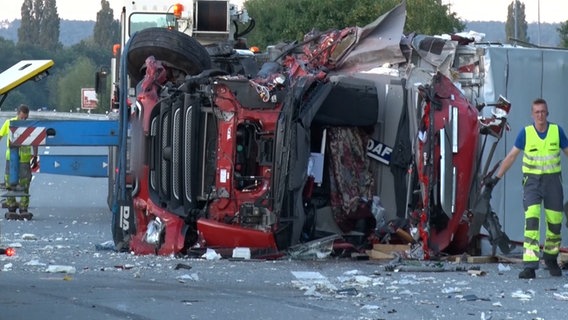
[0,0,566,23]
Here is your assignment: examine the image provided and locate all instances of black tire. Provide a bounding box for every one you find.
[127,27,212,83]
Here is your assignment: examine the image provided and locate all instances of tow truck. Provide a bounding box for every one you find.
[6,1,523,259]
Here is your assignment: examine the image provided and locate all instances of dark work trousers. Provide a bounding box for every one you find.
[522,173,563,269]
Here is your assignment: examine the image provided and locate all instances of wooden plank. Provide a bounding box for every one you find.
[467,255,498,264]
[365,250,394,260]
[442,254,469,263]
[496,255,523,264]
[372,244,410,254]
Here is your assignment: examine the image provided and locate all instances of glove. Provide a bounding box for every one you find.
[30,156,39,170]
[485,176,500,189]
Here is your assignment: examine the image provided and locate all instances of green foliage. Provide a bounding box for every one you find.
[405,0,464,35]
[505,0,529,43]
[94,0,120,50]
[0,40,54,111]
[244,0,464,48]
[53,57,97,112]
[17,0,61,50]
[2,30,112,113]
[558,21,568,48]
[18,0,38,45]
[38,0,61,51]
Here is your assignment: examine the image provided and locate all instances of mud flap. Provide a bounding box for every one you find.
[111,195,135,252]
[470,186,515,255]
[482,211,514,255]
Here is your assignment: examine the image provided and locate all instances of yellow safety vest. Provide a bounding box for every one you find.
[0,116,33,163]
[522,124,561,174]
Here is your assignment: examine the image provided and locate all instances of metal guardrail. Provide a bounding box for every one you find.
[0,111,110,120]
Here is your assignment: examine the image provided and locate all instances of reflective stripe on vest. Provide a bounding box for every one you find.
[4,117,33,163]
[522,124,561,174]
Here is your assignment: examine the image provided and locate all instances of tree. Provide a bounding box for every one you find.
[39,0,61,51]
[94,0,120,50]
[558,21,568,48]
[17,0,61,50]
[18,0,38,45]
[505,0,529,44]
[54,57,97,112]
[405,0,464,35]
[244,0,464,49]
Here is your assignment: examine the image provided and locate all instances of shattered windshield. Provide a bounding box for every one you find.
[129,13,176,36]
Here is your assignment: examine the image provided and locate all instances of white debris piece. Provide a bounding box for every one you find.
[291,271,337,295]
[497,263,511,272]
[454,30,486,42]
[8,242,22,248]
[303,286,322,297]
[22,233,37,240]
[2,263,13,271]
[232,247,251,260]
[397,278,420,285]
[361,305,380,310]
[511,290,533,300]
[45,265,76,274]
[201,248,221,260]
[441,287,462,294]
[553,292,568,301]
[24,260,47,266]
[353,275,373,285]
[291,271,327,280]
[176,273,199,282]
[344,269,359,276]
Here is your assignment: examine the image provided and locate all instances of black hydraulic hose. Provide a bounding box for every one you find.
[117,33,133,203]
[235,18,256,39]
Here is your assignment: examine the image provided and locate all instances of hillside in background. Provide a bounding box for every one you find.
[0,19,563,48]
[0,19,94,46]
[465,21,561,47]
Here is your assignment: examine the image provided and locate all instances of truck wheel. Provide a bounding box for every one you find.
[127,27,212,83]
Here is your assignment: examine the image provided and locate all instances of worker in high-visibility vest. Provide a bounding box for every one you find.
[0,104,38,220]
[487,98,568,279]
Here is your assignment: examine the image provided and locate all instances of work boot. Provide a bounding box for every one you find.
[518,267,536,279]
[7,184,25,192]
[5,211,20,220]
[545,258,562,277]
[18,208,33,220]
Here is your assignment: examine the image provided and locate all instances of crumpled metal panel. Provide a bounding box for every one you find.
[410,35,457,78]
[336,2,407,73]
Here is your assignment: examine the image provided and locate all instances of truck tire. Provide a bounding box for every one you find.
[127,27,212,83]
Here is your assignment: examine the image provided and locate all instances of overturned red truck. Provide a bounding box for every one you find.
[110,2,515,259]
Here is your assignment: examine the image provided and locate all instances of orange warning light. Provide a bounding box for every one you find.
[173,4,184,18]
[1,247,15,256]
[113,44,121,57]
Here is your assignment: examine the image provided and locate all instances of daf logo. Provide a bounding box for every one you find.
[367,138,392,165]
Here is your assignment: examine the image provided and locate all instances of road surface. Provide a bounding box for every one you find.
[1,115,567,320]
